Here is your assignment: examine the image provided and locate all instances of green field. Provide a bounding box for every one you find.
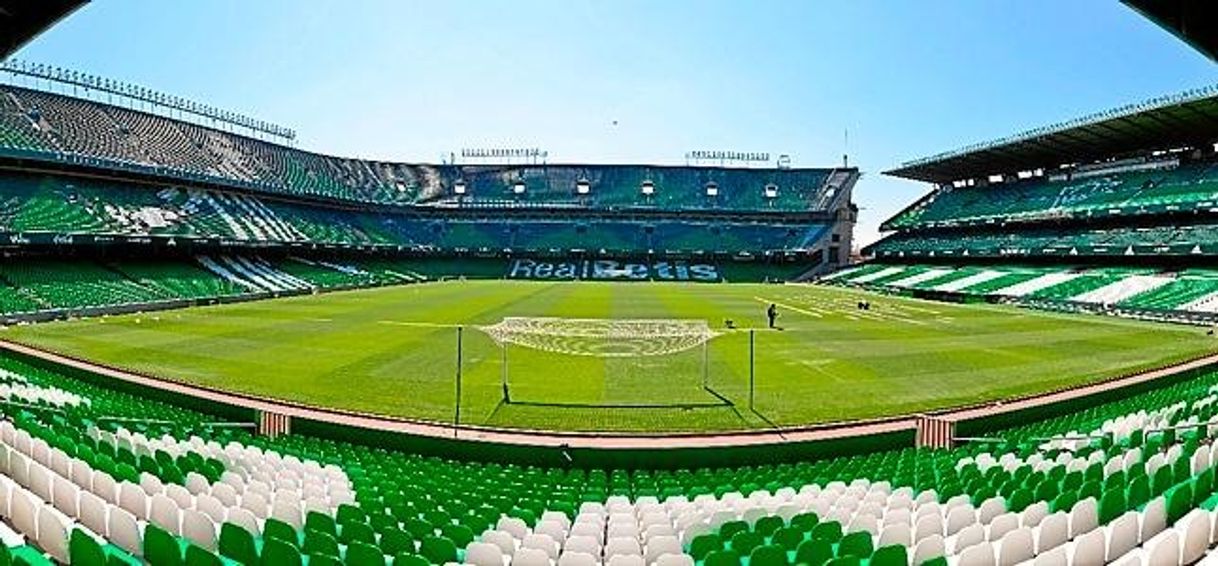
[4,281,1215,432]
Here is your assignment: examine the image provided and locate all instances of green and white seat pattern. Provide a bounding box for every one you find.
[0,255,421,319]
[833,264,1218,314]
[8,349,1218,564]
[0,368,88,408]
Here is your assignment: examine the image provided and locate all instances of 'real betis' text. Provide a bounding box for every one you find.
[506,259,721,281]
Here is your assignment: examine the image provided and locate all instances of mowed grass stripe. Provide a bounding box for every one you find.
[3,281,1215,433]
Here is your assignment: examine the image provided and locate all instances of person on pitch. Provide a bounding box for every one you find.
[767,303,778,329]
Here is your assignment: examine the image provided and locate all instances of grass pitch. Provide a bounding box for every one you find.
[4,281,1215,433]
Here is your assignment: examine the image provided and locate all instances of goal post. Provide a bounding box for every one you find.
[477,317,735,409]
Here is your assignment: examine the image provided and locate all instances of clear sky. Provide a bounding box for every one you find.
[12,0,1217,245]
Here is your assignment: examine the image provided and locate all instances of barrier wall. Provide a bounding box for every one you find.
[3,340,1216,470]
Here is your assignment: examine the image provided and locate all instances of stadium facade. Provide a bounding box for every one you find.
[0,81,857,322]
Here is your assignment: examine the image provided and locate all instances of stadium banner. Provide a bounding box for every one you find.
[506,258,721,282]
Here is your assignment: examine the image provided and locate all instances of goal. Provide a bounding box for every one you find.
[478,317,734,409]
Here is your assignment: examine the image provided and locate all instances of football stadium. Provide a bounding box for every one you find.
[0,1,1217,565]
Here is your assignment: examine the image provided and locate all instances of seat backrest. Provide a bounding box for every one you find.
[988,513,1020,542]
[35,505,70,563]
[1031,545,1066,566]
[1105,511,1140,562]
[118,481,149,520]
[511,547,551,566]
[557,551,597,566]
[911,534,944,566]
[953,524,985,555]
[957,541,995,566]
[522,532,560,559]
[945,503,974,533]
[481,529,517,555]
[996,527,1033,566]
[1068,528,1105,566]
[463,542,504,566]
[978,498,1006,524]
[604,536,642,559]
[563,535,599,556]
[535,520,567,543]
[149,493,183,534]
[1036,512,1069,554]
[181,509,218,551]
[1179,510,1211,564]
[106,507,142,555]
[1141,497,1167,542]
[878,523,911,548]
[1145,528,1181,566]
[1069,498,1099,538]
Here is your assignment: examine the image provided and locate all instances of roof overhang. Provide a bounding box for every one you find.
[885,85,1218,184]
[1124,0,1218,63]
[0,0,87,59]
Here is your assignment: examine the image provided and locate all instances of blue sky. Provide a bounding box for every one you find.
[12,0,1217,245]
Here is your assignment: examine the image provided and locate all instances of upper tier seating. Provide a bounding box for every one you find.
[0,87,842,212]
[0,172,828,254]
[1,320,1218,564]
[868,223,1218,259]
[885,160,1218,230]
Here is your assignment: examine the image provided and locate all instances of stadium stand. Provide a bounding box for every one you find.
[0,85,854,213]
[857,84,1218,323]
[1,3,1218,565]
[0,251,816,321]
[0,334,1213,565]
[0,255,433,321]
[0,84,855,295]
[831,263,1218,320]
[0,78,854,322]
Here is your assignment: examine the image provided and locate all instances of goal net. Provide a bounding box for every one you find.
[476,317,734,409]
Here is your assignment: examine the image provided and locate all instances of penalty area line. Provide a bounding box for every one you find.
[377,320,465,328]
[753,297,823,319]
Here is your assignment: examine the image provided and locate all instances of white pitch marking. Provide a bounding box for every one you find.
[754,297,823,318]
[377,320,463,328]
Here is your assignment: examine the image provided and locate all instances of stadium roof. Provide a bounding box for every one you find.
[1123,0,1218,63]
[0,0,86,59]
[885,84,1218,184]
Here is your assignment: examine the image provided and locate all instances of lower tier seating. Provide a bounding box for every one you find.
[829,263,1218,314]
[0,256,426,319]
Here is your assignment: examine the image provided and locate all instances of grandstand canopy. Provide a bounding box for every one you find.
[1124,0,1218,63]
[0,0,85,58]
[886,85,1218,184]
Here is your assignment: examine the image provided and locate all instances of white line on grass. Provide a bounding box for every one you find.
[377,320,464,328]
[823,301,930,326]
[898,304,941,315]
[753,297,823,318]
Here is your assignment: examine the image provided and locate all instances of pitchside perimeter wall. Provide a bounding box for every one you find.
[2,340,1216,469]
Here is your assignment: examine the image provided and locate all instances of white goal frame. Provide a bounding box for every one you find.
[476,317,731,408]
